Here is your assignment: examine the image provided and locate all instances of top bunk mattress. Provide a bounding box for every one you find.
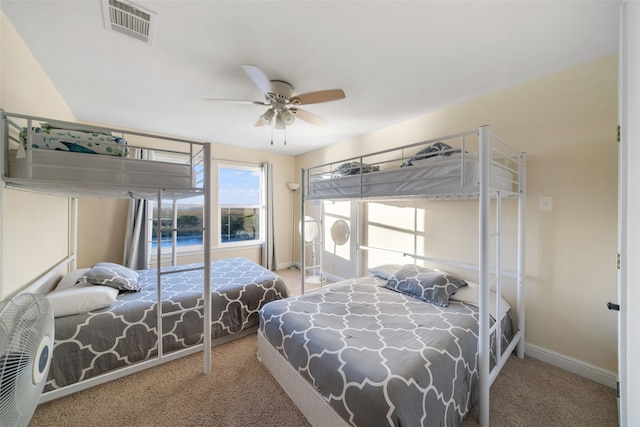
[9,149,199,198]
[308,153,515,200]
[2,112,207,199]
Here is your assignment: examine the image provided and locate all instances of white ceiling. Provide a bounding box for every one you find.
[1,1,620,156]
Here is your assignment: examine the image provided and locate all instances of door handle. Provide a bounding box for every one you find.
[607,302,620,311]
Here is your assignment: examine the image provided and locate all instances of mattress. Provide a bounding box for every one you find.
[258,276,513,427]
[9,149,199,199]
[307,154,514,200]
[45,257,289,392]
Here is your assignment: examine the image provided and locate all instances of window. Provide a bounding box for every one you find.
[151,195,204,250]
[148,160,263,255]
[149,152,205,253]
[219,164,263,245]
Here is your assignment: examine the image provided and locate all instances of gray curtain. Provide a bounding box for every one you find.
[123,198,149,269]
[123,149,150,270]
[261,162,277,270]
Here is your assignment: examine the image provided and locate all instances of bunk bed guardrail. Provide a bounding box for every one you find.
[302,127,523,201]
[2,111,207,199]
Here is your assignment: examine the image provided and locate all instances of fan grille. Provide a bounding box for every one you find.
[0,294,54,427]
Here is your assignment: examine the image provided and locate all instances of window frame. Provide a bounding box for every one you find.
[217,162,265,248]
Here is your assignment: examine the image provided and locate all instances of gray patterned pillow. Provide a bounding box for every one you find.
[383,264,467,307]
[368,264,402,280]
[80,262,140,292]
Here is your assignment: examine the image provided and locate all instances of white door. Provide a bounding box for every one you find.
[618,3,640,426]
[617,1,627,417]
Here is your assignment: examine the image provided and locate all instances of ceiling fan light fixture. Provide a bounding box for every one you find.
[274,114,286,130]
[279,109,295,126]
[261,109,274,123]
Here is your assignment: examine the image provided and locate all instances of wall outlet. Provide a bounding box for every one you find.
[539,196,553,212]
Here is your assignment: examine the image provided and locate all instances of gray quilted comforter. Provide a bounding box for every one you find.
[259,276,513,427]
[46,257,288,392]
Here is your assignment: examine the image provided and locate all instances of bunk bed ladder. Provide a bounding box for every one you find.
[478,126,526,427]
[299,168,325,293]
[153,142,212,374]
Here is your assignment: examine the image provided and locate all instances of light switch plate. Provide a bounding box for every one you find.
[539,196,553,211]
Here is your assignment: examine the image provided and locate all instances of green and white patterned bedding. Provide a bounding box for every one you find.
[20,123,128,157]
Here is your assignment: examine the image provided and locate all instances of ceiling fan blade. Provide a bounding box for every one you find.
[290,108,326,126]
[203,98,267,106]
[290,89,345,105]
[242,65,273,96]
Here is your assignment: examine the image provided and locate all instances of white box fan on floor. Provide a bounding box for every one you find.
[0,293,54,427]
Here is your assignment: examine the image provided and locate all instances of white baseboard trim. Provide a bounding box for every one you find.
[321,272,344,284]
[276,262,299,271]
[524,342,617,389]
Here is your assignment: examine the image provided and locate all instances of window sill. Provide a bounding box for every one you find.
[218,241,263,250]
[150,245,204,262]
[150,242,263,263]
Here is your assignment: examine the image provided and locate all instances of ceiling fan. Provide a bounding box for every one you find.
[205,65,345,141]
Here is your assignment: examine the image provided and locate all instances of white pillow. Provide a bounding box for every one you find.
[55,268,91,291]
[47,284,118,317]
[449,281,511,320]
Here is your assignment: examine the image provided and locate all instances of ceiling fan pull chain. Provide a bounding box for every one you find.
[270,120,274,145]
[284,126,287,146]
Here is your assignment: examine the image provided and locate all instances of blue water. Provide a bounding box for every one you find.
[152,235,203,249]
[152,233,257,248]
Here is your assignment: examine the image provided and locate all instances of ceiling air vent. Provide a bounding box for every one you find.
[102,0,156,45]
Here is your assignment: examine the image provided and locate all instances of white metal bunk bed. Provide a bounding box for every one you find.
[0,110,213,400]
[258,125,526,427]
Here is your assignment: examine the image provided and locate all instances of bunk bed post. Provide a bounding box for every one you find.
[495,192,502,360]
[354,201,361,278]
[478,125,491,427]
[517,152,527,358]
[171,201,178,266]
[300,168,306,295]
[70,198,78,271]
[203,143,212,374]
[0,110,5,299]
[156,189,164,359]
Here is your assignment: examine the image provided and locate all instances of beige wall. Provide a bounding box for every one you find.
[0,12,76,299]
[296,56,618,373]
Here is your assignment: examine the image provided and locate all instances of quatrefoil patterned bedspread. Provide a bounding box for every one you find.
[46,257,288,392]
[259,276,513,427]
